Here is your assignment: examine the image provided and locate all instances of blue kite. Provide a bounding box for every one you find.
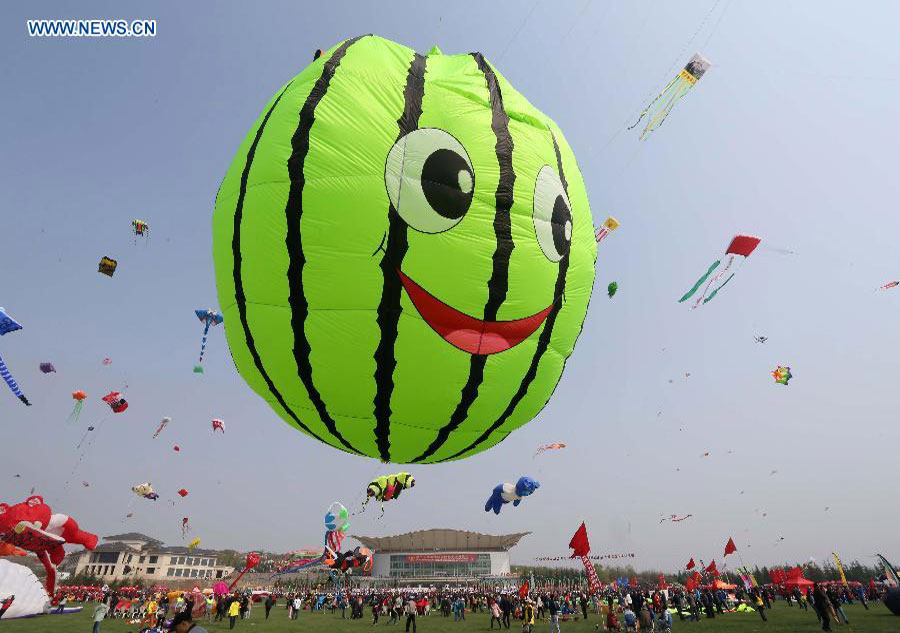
[0,308,30,406]
[485,476,540,514]
[193,309,224,373]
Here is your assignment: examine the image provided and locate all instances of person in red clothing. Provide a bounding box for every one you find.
[605,607,620,631]
[0,595,14,619]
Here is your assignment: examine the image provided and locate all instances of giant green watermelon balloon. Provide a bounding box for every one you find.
[213,36,596,463]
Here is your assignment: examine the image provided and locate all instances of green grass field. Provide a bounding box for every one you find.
[0,603,896,633]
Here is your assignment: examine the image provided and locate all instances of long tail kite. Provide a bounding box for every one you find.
[679,235,761,308]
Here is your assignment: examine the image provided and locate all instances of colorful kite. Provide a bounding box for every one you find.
[67,391,87,423]
[39,363,55,374]
[211,419,224,433]
[324,502,350,535]
[485,476,540,514]
[98,256,117,277]
[607,281,618,298]
[324,546,373,574]
[131,483,158,501]
[273,549,326,575]
[595,216,620,243]
[102,391,128,413]
[181,517,191,537]
[879,281,899,291]
[534,442,566,457]
[630,53,711,140]
[102,358,112,366]
[177,489,189,498]
[567,522,602,594]
[0,308,30,406]
[132,220,150,242]
[228,552,260,590]
[152,416,171,439]
[211,36,597,464]
[364,473,415,515]
[679,235,761,308]
[188,538,201,552]
[754,336,768,344]
[193,309,224,373]
[772,366,792,386]
[0,495,98,595]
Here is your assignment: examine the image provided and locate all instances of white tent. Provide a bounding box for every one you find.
[0,559,49,619]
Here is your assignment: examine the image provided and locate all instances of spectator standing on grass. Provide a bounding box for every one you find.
[490,598,503,629]
[622,607,636,632]
[813,584,832,632]
[548,594,560,633]
[751,588,767,622]
[606,606,620,632]
[92,600,109,633]
[228,596,241,629]
[292,595,302,620]
[828,587,848,625]
[522,599,535,633]
[405,595,417,633]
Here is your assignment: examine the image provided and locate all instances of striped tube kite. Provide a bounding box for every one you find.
[679,235,761,308]
[630,53,711,140]
[211,36,596,464]
[193,309,224,373]
[568,522,602,595]
[594,216,619,243]
[0,308,30,406]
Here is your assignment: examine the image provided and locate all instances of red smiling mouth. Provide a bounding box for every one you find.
[397,269,553,355]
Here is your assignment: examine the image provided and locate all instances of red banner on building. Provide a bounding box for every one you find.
[404,554,477,563]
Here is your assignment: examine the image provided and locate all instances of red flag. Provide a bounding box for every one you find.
[568,522,591,558]
[692,571,702,584]
[685,557,696,570]
[518,580,529,598]
[657,574,667,590]
[705,560,718,574]
[724,537,737,557]
[686,577,696,591]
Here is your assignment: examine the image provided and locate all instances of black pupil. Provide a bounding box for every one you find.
[421,148,473,220]
[551,195,571,257]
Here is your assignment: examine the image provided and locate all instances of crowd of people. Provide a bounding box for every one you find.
[40,578,891,632]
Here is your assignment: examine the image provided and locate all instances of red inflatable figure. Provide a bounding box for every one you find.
[0,495,98,594]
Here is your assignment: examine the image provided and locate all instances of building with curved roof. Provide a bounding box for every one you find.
[354,529,529,581]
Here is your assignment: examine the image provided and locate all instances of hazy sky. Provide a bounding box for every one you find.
[2,0,899,574]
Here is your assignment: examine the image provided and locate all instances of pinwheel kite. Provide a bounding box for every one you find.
[485,476,540,514]
[0,308,30,406]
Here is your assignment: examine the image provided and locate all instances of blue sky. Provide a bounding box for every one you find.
[2,0,899,573]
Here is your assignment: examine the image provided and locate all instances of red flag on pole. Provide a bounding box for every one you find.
[705,560,718,574]
[685,557,696,570]
[518,580,529,598]
[724,538,737,557]
[692,571,702,584]
[568,522,591,558]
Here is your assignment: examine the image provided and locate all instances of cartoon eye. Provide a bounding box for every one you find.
[385,128,474,234]
[532,165,572,262]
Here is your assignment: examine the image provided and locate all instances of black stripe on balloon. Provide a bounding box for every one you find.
[373,52,427,463]
[437,129,571,463]
[410,52,515,464]
[232,82,331,445]
[284,35,369,455]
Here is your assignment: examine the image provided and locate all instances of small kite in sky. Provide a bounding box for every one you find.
[607,282,618,298]
[132,219,150,243]
[534,442,566,457]
[102,391,128,413]
[772,366,792,386]
[177,488,189,498]
[878,281,899,290]
[39,363,56,374]
[754,336,768,344]
[629,53,711,140]
[595,216,619,243]
[0,307,30,406]
[98,256,117,277]
[193,309,224,373]
[679,235,761,308]
[67,391,87,424]
[153,416,171,439]
[211,419,225,433]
